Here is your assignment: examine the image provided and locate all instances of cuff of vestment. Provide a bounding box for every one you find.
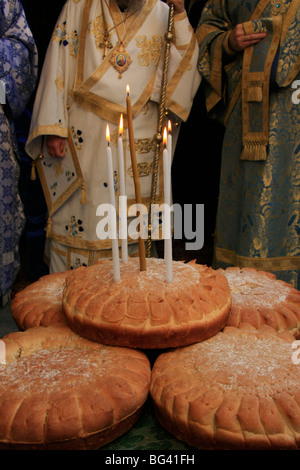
[223,30,237,57]
[173,11,193,47]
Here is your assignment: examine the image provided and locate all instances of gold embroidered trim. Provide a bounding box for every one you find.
[73,74,156,125]
[75,0,93,89]
[75,0,157,91]
[66,246,93,269]
[73,0,194,123]
[176,44,189,51]
[202,0,271,121]
[165,98,190,122]
[215,247,300,272]
[200,30,226,113]
[53,160,64,178]
[50,244,67,257]
[27,125,68,154]
[246,81,263,102]
[49,230,139,250]
[174,11,187,22]
[241,14,282,161]
[36,128,85,219]
[165,33,197,119]
[127,161,153,177]
[51,241,139,268]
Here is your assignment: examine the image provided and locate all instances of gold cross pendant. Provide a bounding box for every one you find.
[100,31,113,59]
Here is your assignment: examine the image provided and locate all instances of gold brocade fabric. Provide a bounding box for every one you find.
[197,0,300,287]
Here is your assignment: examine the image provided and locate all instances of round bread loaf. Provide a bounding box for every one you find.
[222,267,300,338]
[62,258,232,349]
[11,272,67,329]
[0,324,151,449]
[150,326,300,450]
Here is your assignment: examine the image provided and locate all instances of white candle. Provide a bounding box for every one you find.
[106,124,120,282]
[167,119,173,209]
[118,113,128,262]
[163,126,172,283]
[167,119,172,162]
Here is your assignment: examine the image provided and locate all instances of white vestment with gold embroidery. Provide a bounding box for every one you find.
[26,0,200,272]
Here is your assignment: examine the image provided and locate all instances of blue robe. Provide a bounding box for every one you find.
[197,0,300,288]
[0,0,37,302]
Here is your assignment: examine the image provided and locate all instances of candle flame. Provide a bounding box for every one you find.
[163,126,167,147]
[168,120,172,134]
[119,113,123,136]
[126,84,130,95]
[106,124,110,144]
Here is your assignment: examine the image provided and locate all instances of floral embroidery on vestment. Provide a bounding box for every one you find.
[88,15,107,49]
[69,30,79,56]
[65,216,84,238]
[127,161,153,178]
[136,35,163,66]
[70,258,87,269]
[53,21,69,46]
[55,76,64,93]
[71,127,84,150]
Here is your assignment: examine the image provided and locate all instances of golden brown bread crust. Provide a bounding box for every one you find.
[0,324,151,449]
[62,258,232,349]
[11,272,67,329]
[150,326,300,450]
[221,267,300,338]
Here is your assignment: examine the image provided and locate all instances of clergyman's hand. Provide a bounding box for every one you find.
[166,0,185,14]
[46,135,66,157]
[228,23,267,51]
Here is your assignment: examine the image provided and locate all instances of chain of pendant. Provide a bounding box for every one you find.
[101,0,135,43]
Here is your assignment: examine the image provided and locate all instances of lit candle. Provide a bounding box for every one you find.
[167,119,172,205]
[106,124,120,282]
[163,126,172,283]
[126,85,146,271]
[167,119,172,162]
[118,113,128,262]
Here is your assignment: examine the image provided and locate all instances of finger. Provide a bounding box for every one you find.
[47,145,55,157]
[48,138,66,157]
[55,146,65,157]
[247,33,267,40]
[242,37,266,47]
[59,141,66,155]
[48,145,64,158]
